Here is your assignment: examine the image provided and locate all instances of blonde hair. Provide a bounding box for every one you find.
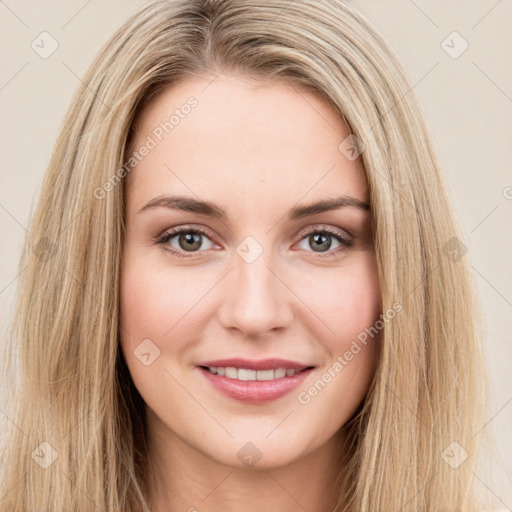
[1,0,491,510]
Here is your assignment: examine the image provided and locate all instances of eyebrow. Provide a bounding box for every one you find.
[138,194,370,221]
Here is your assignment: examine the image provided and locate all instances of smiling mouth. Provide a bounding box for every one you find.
[199,365,314,381]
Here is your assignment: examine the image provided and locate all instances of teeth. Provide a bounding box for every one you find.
[225,367,238,379]
[257,369,274,381]
[206,366,301,380]
[238,368,257,381]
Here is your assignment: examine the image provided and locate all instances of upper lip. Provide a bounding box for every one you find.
[198,358,314,371]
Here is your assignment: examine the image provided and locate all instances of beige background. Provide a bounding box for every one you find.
[1,0,511,507]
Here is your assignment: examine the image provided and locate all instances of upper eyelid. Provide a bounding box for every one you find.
[160,223,352,240]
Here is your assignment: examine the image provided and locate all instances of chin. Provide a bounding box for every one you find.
[204,437,309,472]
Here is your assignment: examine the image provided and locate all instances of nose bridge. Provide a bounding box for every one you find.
[219,239,293,335]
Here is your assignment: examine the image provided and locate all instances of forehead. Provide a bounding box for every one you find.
[126,75,368,208]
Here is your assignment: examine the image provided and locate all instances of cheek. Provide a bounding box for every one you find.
[337,265,381,343]
[298,252,381,348]
[296,252,381,389]
[120,269,173,336]
[119,253,200,413]
[119,251,205,343]
[294,256,381,429]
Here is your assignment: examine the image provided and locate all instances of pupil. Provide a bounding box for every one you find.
[311,233,331,252]
[179,232,202,251]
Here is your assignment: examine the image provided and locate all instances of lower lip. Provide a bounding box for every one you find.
[198,367,314,404]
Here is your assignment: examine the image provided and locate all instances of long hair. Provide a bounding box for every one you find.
[0,0,491,510]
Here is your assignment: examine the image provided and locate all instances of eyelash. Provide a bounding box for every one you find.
[155,224,353,259]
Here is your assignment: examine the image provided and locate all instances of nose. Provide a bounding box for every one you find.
[217,248,294,338]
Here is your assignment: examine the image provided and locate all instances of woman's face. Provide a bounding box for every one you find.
[120,75,381,471]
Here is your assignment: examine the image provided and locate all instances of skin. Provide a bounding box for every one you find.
[120,74,381,512]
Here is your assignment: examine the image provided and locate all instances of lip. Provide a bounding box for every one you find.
[198,358,312,371]
[197,359,315,404]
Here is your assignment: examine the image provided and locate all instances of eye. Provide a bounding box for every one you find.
[295,226,353,257]
[156,224,353,259]
[156,225,217,258]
